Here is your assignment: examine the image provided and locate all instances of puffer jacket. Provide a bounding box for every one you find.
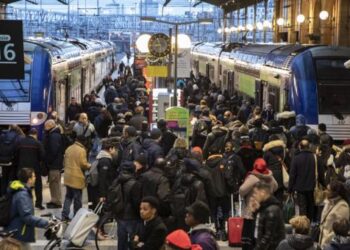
[96,150,116,198]
[324,236,350,250]
[6,181,48,242]
[254,196,285,250]
[239,170,278,217]
[277,234,320,250]
[118,170,142,220]
[189,224,219,250]
[64,142,90,189]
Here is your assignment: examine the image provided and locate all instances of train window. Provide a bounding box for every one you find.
[255,80,264,107]
[223,70,228,88]
[228,71,235,95]
[268,86,280,112]
[315,59,350,81]
[0,64,31,103]
[209,65,215,82]
[219,65,222,75]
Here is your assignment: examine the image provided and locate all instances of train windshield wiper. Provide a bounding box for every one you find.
[0,89,12,107]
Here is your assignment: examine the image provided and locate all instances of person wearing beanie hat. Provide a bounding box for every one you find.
[185,201,219,250]
[239,158,278,217]
[133,196,167,250]
[165,230,203,250]
[143,129,164,168]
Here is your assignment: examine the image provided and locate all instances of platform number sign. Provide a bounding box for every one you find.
[0,20,24,79]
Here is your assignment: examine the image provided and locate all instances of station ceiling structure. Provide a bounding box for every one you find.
[191,0,266,13]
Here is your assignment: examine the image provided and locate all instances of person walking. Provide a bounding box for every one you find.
[62,136,91,220]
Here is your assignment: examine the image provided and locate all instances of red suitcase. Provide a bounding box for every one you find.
[228,195,244,247]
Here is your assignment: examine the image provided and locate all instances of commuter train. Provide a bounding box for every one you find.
[191,43,350,140]
[0,38,116,128]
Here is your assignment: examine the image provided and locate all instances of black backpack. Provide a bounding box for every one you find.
[0,131,18,164]
[170,178,191,219]
[0,193,13,227]
[208,133,228,155]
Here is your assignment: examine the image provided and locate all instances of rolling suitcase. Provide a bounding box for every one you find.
[63,207,99,247]
[228,194,244,247]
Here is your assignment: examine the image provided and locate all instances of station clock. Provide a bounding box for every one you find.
[148,33,171,57]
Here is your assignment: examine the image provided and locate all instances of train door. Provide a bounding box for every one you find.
[268,85,280,112]
[81,68,86,102]
[65,76,70,122]
[228,71,235,95]
[222,70,228,91]
[194,60,199,77]
[58,79,67,122]
[206,63,210,78]
[255,80,264,107]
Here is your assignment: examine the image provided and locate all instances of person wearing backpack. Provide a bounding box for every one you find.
[202,123,229,160]
[72,113,96,153]
[143,129,164,168]
[112,161,143,250]
[62,136,91,221]
[157,119,177,157]
[6,168,50,246]
[191,108,212,149]
[120,126,142,165]
[43,119,64,209]
[0,125,24,195]
[248,117,269,153]
[16,128,45,210]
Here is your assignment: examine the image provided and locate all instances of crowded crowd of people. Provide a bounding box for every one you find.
[0,64,350,250]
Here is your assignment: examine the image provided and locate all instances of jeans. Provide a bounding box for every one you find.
[62,186,82,220]
[117,219,139,250]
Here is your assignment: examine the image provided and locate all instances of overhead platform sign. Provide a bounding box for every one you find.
[0,20,24,79]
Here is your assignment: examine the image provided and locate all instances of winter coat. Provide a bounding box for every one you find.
[319,197,350,248]
[96,150,117,198]
[94,114,112,138]
[277,234,320,250]
[136,216,167,250]
[263,140,286,192]
[159,129,177,156]
[237,145,259,172]
[143,138,164,168]
[16,135,45,171]
[120,137,142,164]
[104,86,118,105]
[191,117,212,149]
[239,170,278,216]
[6,181,48,242]
[43,127,64,170]
[67,103,83,122]
[189,224,219,250]
[128,114,147,131]
[118,171,142,220]
[324,236,350,250]
[180,171,208,206]
[288,150,325,192]
[63,142,90,190]
[262,109,275,122]
[254,196,285,250]
[221,152,246,194]
[202,125,228,159]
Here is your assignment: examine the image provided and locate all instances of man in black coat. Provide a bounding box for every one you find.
[143,129,164,168]
[288,139,326,221]
[16,128,45,209]
[128,106,147,132]
[120,126,142,165]
[157,119,177,156]
[66,97,83,122]
[133,196,167,250]
[251,182,285,250]
[43,119,64,208]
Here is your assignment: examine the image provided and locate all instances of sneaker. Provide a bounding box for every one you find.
[47,203,62,209]
[35,204,45,210]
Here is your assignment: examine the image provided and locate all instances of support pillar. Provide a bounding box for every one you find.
[273,0,282,42]
[335,0,350,46]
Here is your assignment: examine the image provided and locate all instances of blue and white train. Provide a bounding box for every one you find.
[0,38,115,129]
[191,43,350,140]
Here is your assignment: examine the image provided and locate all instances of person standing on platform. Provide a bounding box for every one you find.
[16,128,45,210]
[128,106,147,132]
[67,97,83,122]
[43,119,64,209]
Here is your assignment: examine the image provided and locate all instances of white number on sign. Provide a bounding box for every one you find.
[4,43,16,61]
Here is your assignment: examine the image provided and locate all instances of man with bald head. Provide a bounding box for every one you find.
[288,138,326,221]
[43,119,64,208]
[73,113,96,152]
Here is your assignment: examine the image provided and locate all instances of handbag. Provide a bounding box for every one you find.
[314,155,325,206]
[283,194,295,223]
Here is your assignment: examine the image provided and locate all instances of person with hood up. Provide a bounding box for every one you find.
[237,135,259,173]
[164,229,203,250]
[115,161,142,250]
[239,158,278,217]
[43,119,64,209]
[277,215,320,250]
[250,182,285,250]
[6,168,49,245]
[262,137,287,203]
[289,114,311,144]
[143,128,164,168]
[185,201,219,250]
[324,219,350,250]
[202,123,229,160]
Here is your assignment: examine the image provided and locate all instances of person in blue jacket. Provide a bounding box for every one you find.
[6,168,49,245]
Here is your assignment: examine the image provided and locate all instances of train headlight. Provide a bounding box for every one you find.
[31,112,47,126]
[344,60,350,69]
[32,118,39,125]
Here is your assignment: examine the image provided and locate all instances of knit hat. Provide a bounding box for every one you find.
[166,230,203,250]
[186,201,210,224]
[253,158,269,175]
[191,146,202,155]
[174,138,187,148]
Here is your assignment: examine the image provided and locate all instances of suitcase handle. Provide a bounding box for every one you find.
[231,194,243,217]
[94,201,104,215]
